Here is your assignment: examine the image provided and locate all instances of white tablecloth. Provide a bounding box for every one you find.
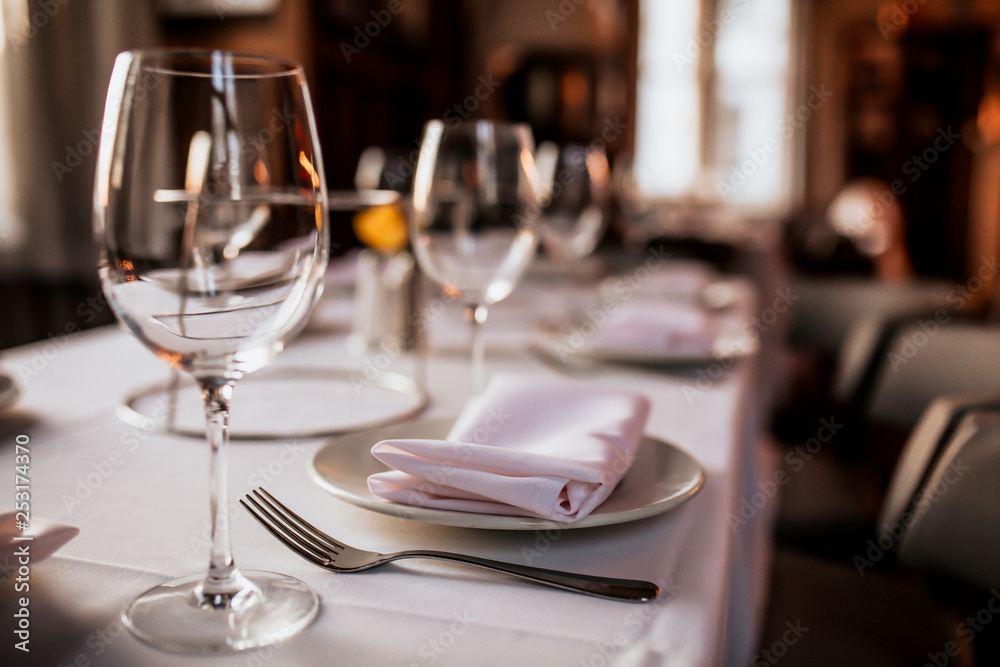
[0,270,774,666]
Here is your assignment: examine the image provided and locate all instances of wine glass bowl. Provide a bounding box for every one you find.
[409,120,540,391]
[535,141,611,268]
[93,49,328,653]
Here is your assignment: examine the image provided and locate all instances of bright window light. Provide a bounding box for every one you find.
[636,0,794,212]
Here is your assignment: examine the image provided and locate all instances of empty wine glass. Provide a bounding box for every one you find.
[93,50,329,653]
[409,120,540,393]
[535,141,611,272]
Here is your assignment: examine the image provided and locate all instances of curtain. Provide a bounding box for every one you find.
[0,0,156,280]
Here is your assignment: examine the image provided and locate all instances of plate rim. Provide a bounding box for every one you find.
[532,325,758,367]
[309,416,705,530]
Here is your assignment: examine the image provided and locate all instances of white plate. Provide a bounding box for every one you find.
[0,374,20,415]
[532,325,758,367]
[310,417,705,530]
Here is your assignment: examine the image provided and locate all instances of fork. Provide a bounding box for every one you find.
[240,488,658,603]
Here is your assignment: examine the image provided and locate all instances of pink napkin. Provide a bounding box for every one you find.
[585,301,718,358]
[367,375,650,522]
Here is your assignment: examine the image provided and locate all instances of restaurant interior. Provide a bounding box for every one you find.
[2,0,1000,665]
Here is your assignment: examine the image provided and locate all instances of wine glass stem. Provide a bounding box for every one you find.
[199,379,245,604]
[464,303,488,394]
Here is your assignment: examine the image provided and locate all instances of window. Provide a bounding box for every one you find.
[634,0,795,214]
[0,5,25,253]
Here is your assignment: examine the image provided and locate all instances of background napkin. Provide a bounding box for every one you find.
[602,259,717,301]
[367,375,650,522]
[584,301,718,358]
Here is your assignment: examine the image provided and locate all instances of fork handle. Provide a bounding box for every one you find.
[388,550,658,602]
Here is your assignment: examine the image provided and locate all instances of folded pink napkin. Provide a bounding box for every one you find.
[367,375,650,522]
[584,301,718,358]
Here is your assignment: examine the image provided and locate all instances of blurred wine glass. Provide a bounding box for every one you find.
[535,141,611,275]
[409,120,540,393]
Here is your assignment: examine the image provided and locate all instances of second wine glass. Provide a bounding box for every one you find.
[409,120,540,393]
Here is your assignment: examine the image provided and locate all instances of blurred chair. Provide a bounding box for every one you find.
[865,322,1000,430]
[789,277,951,355]
[881,399,1000,589]
[787,177,948,358]
[776,320,1000,552]
[762,395,1000,666]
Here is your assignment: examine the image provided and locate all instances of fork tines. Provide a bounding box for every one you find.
[240,488,344,565]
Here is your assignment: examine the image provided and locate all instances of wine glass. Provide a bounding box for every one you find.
[535,141,611,272]
[93,50,329,653]
[409,120,540,393]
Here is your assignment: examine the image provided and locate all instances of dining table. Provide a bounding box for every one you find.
[0,249,781,667]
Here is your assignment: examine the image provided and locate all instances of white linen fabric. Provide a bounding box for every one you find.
[0,266,774,667]
[368,374,650,522]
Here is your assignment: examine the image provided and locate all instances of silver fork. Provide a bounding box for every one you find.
[240,488,658,603]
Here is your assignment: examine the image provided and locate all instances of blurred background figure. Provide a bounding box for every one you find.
[826,177,913,281]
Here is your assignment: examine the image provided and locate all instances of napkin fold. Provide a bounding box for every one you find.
[584,301,718,358]
[1,511,79,583]
[367,375,650,522]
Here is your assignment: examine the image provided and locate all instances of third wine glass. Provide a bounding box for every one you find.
[409,120,540,393]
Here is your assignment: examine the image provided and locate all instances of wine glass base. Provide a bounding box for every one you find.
[123,570,318,654]
[118,366,427,440]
